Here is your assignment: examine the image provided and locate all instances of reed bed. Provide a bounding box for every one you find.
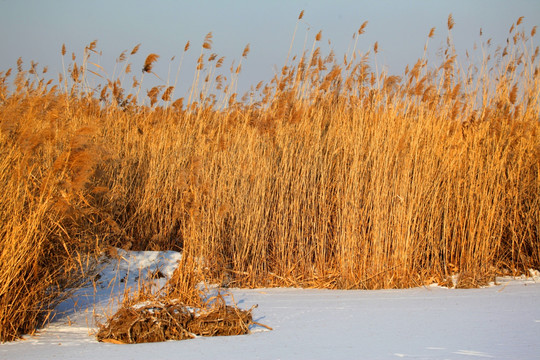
[0,14,539,341]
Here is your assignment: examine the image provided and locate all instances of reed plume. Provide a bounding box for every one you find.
[142,53,159,73]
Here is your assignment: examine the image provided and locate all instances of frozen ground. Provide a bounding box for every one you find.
[1,250,539,360]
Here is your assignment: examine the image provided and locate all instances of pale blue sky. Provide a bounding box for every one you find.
[1,0,539,99]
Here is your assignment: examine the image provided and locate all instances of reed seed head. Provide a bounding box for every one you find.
[242,44,250,58]
[447,14,455,31]
[203,32,213,50]
[131,43,141,55]
[143,53,159,73]
[358,21,368,35]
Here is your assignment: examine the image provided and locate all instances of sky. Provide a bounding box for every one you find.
[1,0,539,101]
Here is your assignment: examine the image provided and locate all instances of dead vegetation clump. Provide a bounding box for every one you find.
[97,301,195,343]
[96,295,262,344]
[455,272,495,289]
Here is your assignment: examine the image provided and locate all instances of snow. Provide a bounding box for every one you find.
[1,250,539,360]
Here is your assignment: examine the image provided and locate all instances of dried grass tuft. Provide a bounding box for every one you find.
[96,294,264,344]
[456,272,494,289]
[97,301,196,344]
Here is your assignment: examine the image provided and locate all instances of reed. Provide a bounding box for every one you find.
[0,14,538,341]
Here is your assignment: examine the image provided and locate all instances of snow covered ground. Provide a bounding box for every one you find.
[1,250,539,360]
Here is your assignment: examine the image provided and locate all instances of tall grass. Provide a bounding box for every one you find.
[1,14,539,341]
